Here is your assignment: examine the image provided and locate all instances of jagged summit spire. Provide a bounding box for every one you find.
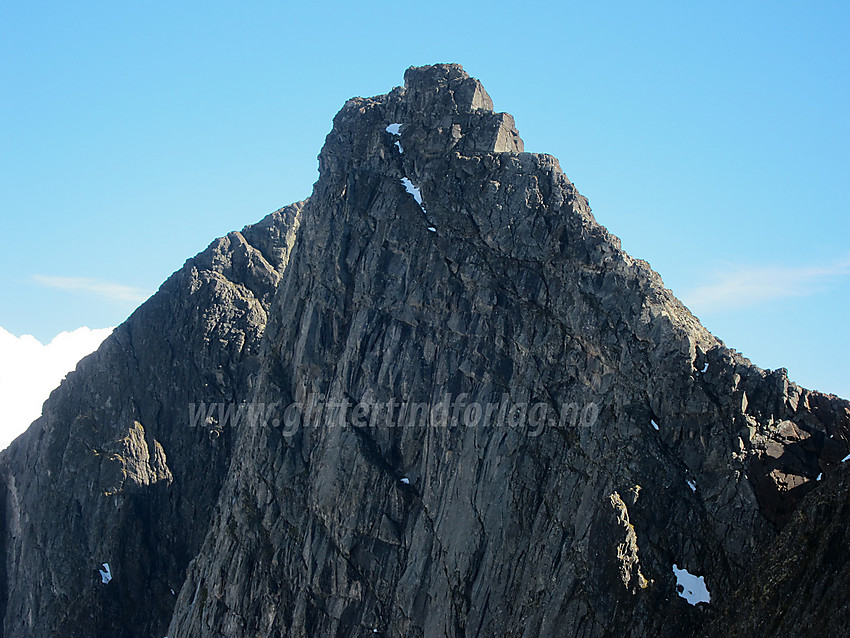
[402,63,495,113]
[319,63,524,190]
[396,63,524,155]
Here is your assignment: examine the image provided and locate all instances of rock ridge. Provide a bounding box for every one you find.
[165,64,849,636]
[0,64,848,638]
[0,203,302,637]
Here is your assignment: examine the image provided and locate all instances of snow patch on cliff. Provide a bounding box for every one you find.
[672,564,710,605]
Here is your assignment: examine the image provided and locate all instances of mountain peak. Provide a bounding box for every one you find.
[403,63,494,113]
[1,65,848,638]
[326,62,522,182]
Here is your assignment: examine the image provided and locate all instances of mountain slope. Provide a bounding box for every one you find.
[165,65,849,636]
[1,64,848,638]
[0,204,301,637]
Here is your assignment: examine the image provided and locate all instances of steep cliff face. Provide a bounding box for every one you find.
[0,205,301,637]
[2,64,849,637]
[163,65,847,636]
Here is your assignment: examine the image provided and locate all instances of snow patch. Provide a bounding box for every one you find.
[99,563,112,584]
[702,362,709,372]
[385,123,402,135]
[686,480,697,492]
[400,177,426,213]
[842,453,850,463]
[817,472,823,481]
[650,419,659,431]
[400,477,410,485]
[394,140,403,153]
[400,178,422,204]
[428,227,436,233]
[672,564,710,605]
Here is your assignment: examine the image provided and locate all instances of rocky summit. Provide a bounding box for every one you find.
[1,64,848,637]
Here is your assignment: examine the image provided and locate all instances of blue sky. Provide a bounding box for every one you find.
[1,1,848,399]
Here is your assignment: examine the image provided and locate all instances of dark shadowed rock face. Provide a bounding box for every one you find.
[700,459,850,638]
[2,64,849,637]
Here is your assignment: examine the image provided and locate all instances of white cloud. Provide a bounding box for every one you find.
[31,275,149,303]
[0,326,113,451]
[681,256,850,314]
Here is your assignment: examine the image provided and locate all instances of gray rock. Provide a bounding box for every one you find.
[168,64,847,636]
[0,204,302,637]
[700,458,850,637]
[1,64,848,637]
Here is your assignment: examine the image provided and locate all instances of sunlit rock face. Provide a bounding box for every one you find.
[2,64,848,638]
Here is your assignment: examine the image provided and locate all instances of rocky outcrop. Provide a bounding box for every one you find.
[0,204,301,637]
[699,458,850,637]
[1,64,848,637]
[166,64,847,636]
